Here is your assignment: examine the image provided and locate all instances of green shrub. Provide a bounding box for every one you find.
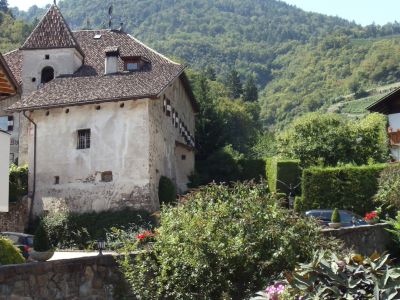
[158,176,177,205]
[238,159,266,181]
[300,164,386,215]
[41,209,155,250]
[118,182,339,300]
[331,208,341,223]
[265,157,301,195]
[375,163,400,214]
[0,237,25,265]
[9,164,28,202]
[33,222,51,251]
[286,251,400,299]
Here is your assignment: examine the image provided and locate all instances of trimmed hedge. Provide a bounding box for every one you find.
[265,157,301,195]
[299,164,386,215]
[9,164,28,202]
[238,159,266,181]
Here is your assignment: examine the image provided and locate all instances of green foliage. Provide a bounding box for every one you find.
[238,159,266,181]
[33,222,51,252]
[386,212,400,254]
[265,157,301,195]
[158,176,176,206]
[0,237,24,265]
[118,182,338,300]
[250,131,277,159]
[0,9,33,52]
[331,208,341,223]
[286,251,400,299]
[277,113,389,167]
[375,163,400,213]
[243,75,259,102]
[301,164,387,215]
[9,164,28,202]
[226,69,243,99]
[41,209,154,250]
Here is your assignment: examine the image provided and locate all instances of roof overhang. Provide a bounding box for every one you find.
[0,53,20,96]
[367,87,400,114]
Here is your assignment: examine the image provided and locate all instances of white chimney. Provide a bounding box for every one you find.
[104,46,119,74]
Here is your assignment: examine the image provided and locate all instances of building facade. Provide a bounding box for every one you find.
[6,5,197,216]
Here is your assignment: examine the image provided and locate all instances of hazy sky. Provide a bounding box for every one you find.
[7,0,400,26]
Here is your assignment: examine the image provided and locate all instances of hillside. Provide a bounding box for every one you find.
[7,0,400,127]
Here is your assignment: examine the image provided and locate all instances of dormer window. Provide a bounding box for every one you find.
[126,62,138,71]
[41,66,54,84]
[122,56,150,72]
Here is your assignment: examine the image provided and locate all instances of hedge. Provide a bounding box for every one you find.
[298,164,387,215]
[265,157,301,195]
[9,164,28,202]
[238,159,266,181]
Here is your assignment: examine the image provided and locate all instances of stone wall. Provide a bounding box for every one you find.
[0,255,134,300]
[0,197,30,232]
[322,223,393,256]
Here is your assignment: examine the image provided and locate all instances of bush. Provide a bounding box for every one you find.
[286,251,400,299]
[331,208,340,223]
[158,176,177,205]
[9,164,28,202]
[300,164,386,215]
[33,222,51,251]
[265,157,301,195]
[0,237,25,265]
[118,182,339,300]
[375,163,400,214]
[41,209,155,249]
[238,159,266,181]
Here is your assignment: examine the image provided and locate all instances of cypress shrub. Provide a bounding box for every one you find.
[331,208,341,223]
[265,157,301,194]
[33,223,51,251]
[9,164,28,202]
[301,164,386,215]
[158,176,177,205]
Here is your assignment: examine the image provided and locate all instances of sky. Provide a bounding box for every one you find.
[7,0,400,26]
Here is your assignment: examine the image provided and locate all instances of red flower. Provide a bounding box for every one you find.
[136,230,156,240]
[365,211,378,221]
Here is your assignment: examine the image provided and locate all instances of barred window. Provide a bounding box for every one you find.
[77,129,91,149]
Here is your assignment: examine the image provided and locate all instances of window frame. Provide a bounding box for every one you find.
[77,129,91,150]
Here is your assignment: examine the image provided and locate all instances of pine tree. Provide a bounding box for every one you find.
[243,76,258,102]
[0,0,8,14]
[226,69,242,99]
[205,65,216,81]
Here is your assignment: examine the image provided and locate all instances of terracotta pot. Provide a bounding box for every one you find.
[30,250,54,262]
[328,222,341,229]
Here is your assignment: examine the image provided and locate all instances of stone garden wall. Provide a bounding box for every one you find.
[322,223,393,256]
[0,255,134,300]
[0,197,30,233]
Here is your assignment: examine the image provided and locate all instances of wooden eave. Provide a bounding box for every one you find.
[0,53,19,96]
[367,87,400,115]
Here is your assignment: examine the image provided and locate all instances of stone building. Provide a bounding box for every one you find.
[0,52,20,164]
[5,4,197,216]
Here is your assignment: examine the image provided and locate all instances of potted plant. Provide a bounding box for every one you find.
[328,208,341,229]
[30,223,54,262]
[364,211,379,225]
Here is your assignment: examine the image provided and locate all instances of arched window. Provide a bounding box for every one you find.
[41,67,54,84]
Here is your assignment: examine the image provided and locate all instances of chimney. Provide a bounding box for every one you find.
[104,46,119,74]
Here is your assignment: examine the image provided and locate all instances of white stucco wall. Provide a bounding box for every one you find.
[388,113,400,161]
[0,95,21,164]
[22,48,83,95]
[26,100,154,216]
[149,77,196,198]
[0,130,10,212]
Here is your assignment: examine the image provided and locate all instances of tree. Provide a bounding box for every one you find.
[0,0,8,14]
[243,76,258,102]
[226,69,243,99]
[205,65,216,81]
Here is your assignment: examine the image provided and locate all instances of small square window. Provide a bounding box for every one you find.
[7,115,14,132]
[45,54,50,60]
[54,176,60,184]
[101,171,113,182]
[181,155,186,160]
[126,62,138,71]
[32,77,36,82]
[166,99,171,117]
[77,129,91,149]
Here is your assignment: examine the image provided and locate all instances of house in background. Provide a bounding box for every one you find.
[0,53,20,164]
[5,4,197,216]
[367,88,400,161]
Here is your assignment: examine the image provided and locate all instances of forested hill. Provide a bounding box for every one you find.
[8,0,400,127]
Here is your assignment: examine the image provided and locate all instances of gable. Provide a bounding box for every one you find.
[0,53,19,97]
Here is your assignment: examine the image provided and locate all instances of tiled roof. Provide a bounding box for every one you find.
[21,5,84,57]
[6,28,197,111]
[3,50,22,85]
